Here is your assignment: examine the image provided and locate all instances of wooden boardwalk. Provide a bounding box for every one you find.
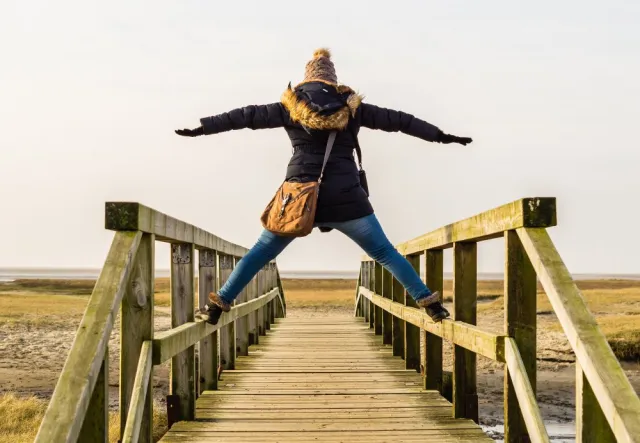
[160,315,491,442]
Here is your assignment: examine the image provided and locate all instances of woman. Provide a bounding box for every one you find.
[176,48,472,324]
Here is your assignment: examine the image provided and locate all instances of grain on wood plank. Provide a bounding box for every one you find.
[105,202,248,257]
[122,341,154,443]
[576,361,616,443]
[424,249,444,392]
[121,233,154,442]
[504,230,537,442]
[35,231,142,443]
[78,347,109,443]
[170,243,196,422]
[504,338,549,443]
[198,249,217,392]
[517,227,640,443]
[453,242,478,423]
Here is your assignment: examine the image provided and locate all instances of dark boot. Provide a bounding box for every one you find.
[416,291,450,322]
[196,292,231,325]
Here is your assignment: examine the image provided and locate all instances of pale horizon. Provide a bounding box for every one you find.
[2,1,639,275]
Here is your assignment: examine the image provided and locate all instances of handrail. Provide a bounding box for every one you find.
[153,288,281,364]
[517,227,640,442]
[356,197,640,443]
[35,231,142,443]
[36,202,285,443]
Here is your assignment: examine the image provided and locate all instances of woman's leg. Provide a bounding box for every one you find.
[208,230,294,312]
[326,214,449,320]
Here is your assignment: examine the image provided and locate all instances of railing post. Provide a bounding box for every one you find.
[391,274,405,358]
[576,362,616,443]
[355,264,362,317]
[235,258,249,356]
[199,249,218,393]
[504,231,537,442]
[362,263,370,324]
[424,249,443,393]
[258,268,266,335]
[169,243,196,422]
[276,268,286,317]
[381,267,393,345]
[373,262,383,336]
[368,262,375,329]
[219,254,236,370]
[78,347,109,442]
[264,265,272,331]
[248,276,259,345]
[452,242,478,423]
[269,263,276,324]
[120,233,154,442]
[405,254,421,372]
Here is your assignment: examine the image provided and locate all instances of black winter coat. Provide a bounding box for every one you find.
[200,81,444,224]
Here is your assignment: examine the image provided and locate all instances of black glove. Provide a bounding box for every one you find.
[175,126,204,137]
[438,132,473,146]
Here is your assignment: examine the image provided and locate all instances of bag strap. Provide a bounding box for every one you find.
[318,131,337,184]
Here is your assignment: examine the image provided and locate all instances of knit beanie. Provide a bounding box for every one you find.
[303,48,338,85]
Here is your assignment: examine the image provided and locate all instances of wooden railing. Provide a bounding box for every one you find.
[355,197,640,443]
[35,202,285,443]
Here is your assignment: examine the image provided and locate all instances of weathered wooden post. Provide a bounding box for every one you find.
[219,254,236,370]
[381,267,393,345]
[79,348,109,442]
[452,242,478,423]
[235,257,249,357]
[373,262,383,336]
[405,254,421,372]
[119,233,155,442]
[268,263,276,324]
[424,249,443,393]
[368,261,375,330]
[248,276,259,345]
[391,274,405,358]
[576,362,616,443]
[169,242,196,422]
[362,263,370,324]
[198,249,218,393]
[263,265,271,332]
[504,231,537,442]
[355,264,362,317]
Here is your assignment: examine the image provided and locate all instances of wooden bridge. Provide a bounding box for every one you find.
[34,198,640,442]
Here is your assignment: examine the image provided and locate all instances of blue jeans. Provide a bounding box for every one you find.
[218,214,433,304]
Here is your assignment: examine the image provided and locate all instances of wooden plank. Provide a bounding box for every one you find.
[105,202,248,257]
[78,348,109,443]
[153,289,279,364]
[219,254,236,370]
[248,277,259,346]
[576,361,616,443]
[381,267,393,345]
[424,249,444,392]
[359,288,505,361]
[120,233,154,442]
[170,243,196,422]
[517,227,640,443]
[35,231,142,443]
[361,198,556,259]
[198,249,218,392]
[258,269,265,335]
[391,274,405,358]
[404,255,421,372]
[354,264,363,317]
[371,262,382,336]
[122,342,154,443]
[504,230,537,442]
[452,242,478,423]
[504,338,549,443]
[235,262,249,357]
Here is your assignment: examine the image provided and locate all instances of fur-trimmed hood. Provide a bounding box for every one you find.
[281,81,363,131]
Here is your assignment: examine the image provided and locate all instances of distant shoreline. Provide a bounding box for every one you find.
[1,268,639,282]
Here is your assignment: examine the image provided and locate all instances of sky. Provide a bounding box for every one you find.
[1,1,639,274]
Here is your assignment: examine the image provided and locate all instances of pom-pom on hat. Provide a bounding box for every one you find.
[303,48,338,85]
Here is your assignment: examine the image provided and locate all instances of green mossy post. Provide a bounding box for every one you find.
[120,233,154,442]
[78,348,109,443]
[453,242,478,423]
[424,249,444,392]
[170,243,196,422]
[199,249,218,392]
[504,231,537,442]
[404,254,421,372]
[576,363,616,443]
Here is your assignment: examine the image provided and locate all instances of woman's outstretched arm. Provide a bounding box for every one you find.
[175,103,289,137]
[359,103,472,145]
